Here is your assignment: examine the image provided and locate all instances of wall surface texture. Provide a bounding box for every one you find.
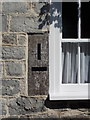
[0,2,90,119]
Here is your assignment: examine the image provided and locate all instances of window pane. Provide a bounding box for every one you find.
[62,43,78,84]
[81,2,90,38]
[62,2,78,38]
[80,43,90,83]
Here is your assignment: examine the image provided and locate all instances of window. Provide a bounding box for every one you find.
[49,1,90,100]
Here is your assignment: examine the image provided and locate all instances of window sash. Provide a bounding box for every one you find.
[61,0,90,84]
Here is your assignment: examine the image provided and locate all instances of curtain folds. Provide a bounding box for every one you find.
[62,43,90,84]
[80,43,90,83]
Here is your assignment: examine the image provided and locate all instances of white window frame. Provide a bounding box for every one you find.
[49,0,90,100]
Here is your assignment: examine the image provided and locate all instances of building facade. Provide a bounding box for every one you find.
[0,1,90,119]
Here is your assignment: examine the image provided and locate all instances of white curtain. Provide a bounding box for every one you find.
[80,43,90,83]
[62,43,90,84]
[62,43,78,83]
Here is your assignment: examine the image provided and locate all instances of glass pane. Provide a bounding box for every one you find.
[80,43,90,83]
[62,2,78,38]
[62,43,78,84]
[81,2,90,38]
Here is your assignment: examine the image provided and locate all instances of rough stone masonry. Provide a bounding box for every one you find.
[0,2,90,119]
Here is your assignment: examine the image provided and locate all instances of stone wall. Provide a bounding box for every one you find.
[0,2,90,119]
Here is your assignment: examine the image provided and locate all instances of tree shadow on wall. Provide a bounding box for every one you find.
[38,2,62,32]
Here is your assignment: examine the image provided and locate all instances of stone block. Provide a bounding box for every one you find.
[28,34,49,66]
[20,78,27,95]
[0,3,1,14]
[0,99,7,115]
[0,46,2,59]
[10,15,47,33]
[0,14,2,32]
[2,33,17,45]
[8,96,46,115]
[6,62,23,76]
[18,35,26,46]
[2,15,8,32]
[0,80,2,95]
[0,64,3,77]
[32,2,46,14]
[2,46,25,59]
[2,2,30,14]
[23,110,59,118]
[2,80,20,96]
[28,71,49,95]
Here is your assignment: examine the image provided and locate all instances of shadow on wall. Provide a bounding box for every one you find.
[45,96,90,109]
[38,2,62,32]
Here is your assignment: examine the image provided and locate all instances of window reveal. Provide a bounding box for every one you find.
[49,1,90,100]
